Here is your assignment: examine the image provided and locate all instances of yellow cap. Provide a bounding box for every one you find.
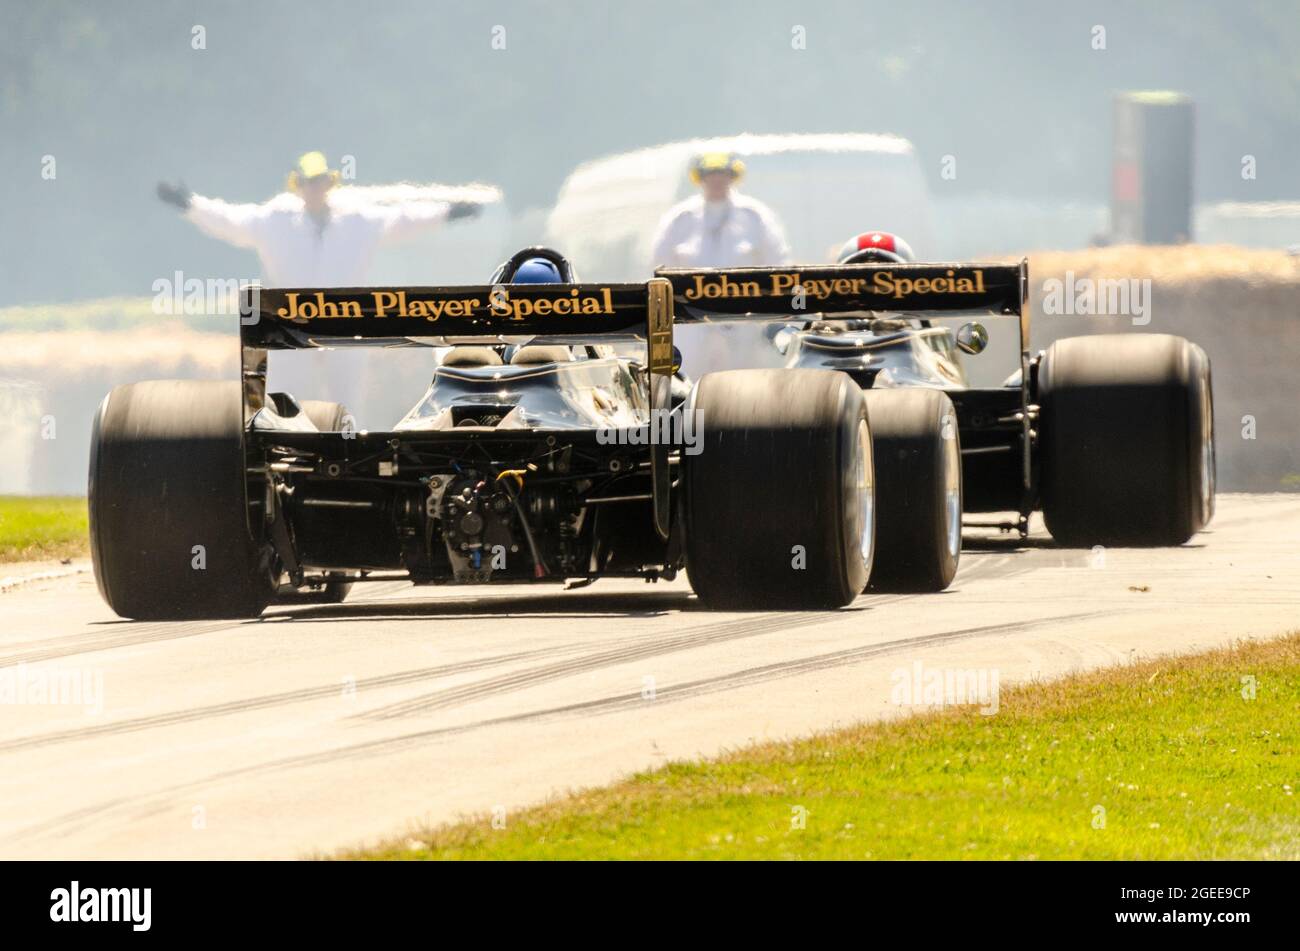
[287,151,340,193]
[690,151,746,185]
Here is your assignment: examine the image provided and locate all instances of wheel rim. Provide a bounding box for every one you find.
[1199,435,1214,519]
[1199,376,1215,522]
[943,417,962,561]
[855,418,874,567]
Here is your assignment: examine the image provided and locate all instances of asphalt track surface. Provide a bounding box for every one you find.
[0,494,1296,859]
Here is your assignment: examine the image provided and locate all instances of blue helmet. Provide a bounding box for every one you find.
[511,257,563,283]
[489,246,578,284]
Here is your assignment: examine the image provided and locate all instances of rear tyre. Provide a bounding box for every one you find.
[291,400,354,604]
[89,380,275,620]
[863,388,961,592]
[299,399,351,434]
[1039,334,1215,546]
[684,369,873,609]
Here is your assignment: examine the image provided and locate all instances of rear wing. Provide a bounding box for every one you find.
[238,279,677,537]
[656,259,1031,354]
[658,260,1035,497]
[239,283,676,347]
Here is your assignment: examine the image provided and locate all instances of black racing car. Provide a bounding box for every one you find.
[657,260,1216,593]
[87,249,876,619]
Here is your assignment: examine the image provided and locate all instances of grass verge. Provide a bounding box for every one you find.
[0,496,88,563]
[352,634,1299,860]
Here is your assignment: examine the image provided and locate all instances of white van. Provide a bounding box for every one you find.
[545,132,936,280]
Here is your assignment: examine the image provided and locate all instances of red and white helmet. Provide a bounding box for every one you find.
[836,231,916,265]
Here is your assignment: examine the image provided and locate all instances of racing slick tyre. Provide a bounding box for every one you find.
[1039,334,1215,547]
[299,399,351,435]
[89,380,276,620]
[291,400,353,604]
[684,368,873,609]
[862,388,961,592]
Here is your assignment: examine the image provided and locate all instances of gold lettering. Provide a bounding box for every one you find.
[769,272,798,296]
[277,292,300,319]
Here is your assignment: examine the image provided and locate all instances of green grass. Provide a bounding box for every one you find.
[352,635,1300,860]
[0,496,89,563]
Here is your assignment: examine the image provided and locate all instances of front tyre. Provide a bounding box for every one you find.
[299,399,351,434]
[684,369,873,609]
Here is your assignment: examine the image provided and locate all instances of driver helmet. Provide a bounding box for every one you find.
[836,231,916,265]
[510,257,563,283]
[489,246,578,284]
[486,248,586,364]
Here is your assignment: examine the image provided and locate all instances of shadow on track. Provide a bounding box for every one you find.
[264,588,699,623]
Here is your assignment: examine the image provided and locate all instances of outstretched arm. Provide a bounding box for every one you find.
[373,200,482,244]
[179,193,271,250]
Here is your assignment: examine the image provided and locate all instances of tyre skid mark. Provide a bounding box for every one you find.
[7,596,908,844]
[0,619,249,669]
[447,610,1121,725]
[0,595,907,754]
[2,581,446,669]
[9,607,1106,847]
[0,642,591,755]
[357,595,911,721]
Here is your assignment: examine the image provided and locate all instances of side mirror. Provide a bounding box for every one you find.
[765,325,796,354]
[956,321,989,355]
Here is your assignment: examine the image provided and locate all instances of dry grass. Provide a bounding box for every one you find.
[0,326,236,376]
[1024,244,1300,286]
